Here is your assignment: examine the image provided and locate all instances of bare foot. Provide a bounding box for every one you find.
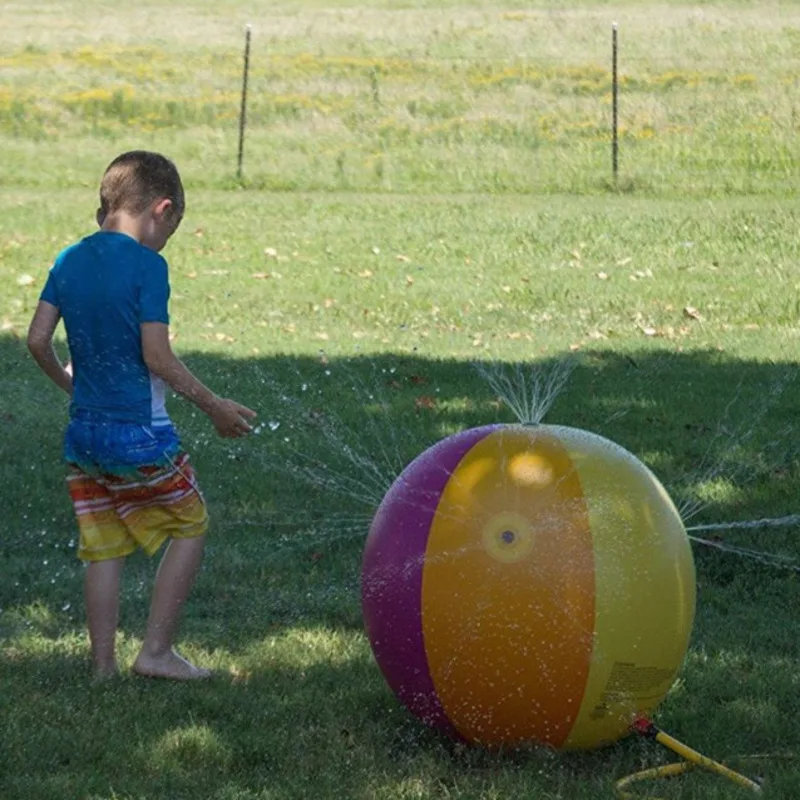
[133,649,213,680]
[92,662,119,682]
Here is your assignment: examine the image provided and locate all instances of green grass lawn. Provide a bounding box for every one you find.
[3,2,800,799]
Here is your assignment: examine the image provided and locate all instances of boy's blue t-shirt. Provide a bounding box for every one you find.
[40,230,172,427]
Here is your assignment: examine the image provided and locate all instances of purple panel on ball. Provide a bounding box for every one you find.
[362,425,500,734]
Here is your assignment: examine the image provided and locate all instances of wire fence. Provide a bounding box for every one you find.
[3,19,800,194]
[225,28,800,194]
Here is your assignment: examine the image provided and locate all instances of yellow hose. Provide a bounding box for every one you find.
[615,719,762,798]
[615,761,694,799]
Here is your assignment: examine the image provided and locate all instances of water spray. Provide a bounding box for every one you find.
[232,356,797,791]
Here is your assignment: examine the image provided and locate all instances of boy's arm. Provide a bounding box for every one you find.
[141,322,255,437]
[27,301,73,395]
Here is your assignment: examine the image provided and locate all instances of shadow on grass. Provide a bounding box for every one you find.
[3,331,800,638]
[2,334,800,799]
[2,643,798,800]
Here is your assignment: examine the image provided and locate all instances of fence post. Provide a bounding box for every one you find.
[237,24,252,181]
[612,22,619,183]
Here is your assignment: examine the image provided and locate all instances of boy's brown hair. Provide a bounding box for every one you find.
[98,151,185,224]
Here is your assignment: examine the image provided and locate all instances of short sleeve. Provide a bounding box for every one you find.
[139,254,171,324]
[39,269,60,307]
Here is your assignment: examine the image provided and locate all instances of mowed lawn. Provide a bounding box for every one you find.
[2,2,800,799]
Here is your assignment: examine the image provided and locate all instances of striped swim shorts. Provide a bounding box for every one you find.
[64,420,209,561]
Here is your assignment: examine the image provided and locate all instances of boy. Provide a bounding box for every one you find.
[27,150,256,680]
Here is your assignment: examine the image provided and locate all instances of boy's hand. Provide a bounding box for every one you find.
[209,398,257,438]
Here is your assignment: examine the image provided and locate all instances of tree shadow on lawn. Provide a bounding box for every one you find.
[2,335,800,797]
[3,333,800,644]
[2,642,799,799]
[178,344,800,646]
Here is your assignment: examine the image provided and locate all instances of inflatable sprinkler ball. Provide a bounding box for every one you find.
[362,424,696,750]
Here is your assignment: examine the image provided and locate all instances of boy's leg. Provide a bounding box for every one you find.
[68,460,134,679]
[133,535,211,680]
[85,557,124,678]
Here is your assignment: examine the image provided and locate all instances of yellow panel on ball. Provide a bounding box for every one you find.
[559,425,696,749]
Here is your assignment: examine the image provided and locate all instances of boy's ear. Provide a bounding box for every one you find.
[153,198,173,219]
[96,207,106,227]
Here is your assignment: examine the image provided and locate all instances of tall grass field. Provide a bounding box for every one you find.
[2,1,800,798]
